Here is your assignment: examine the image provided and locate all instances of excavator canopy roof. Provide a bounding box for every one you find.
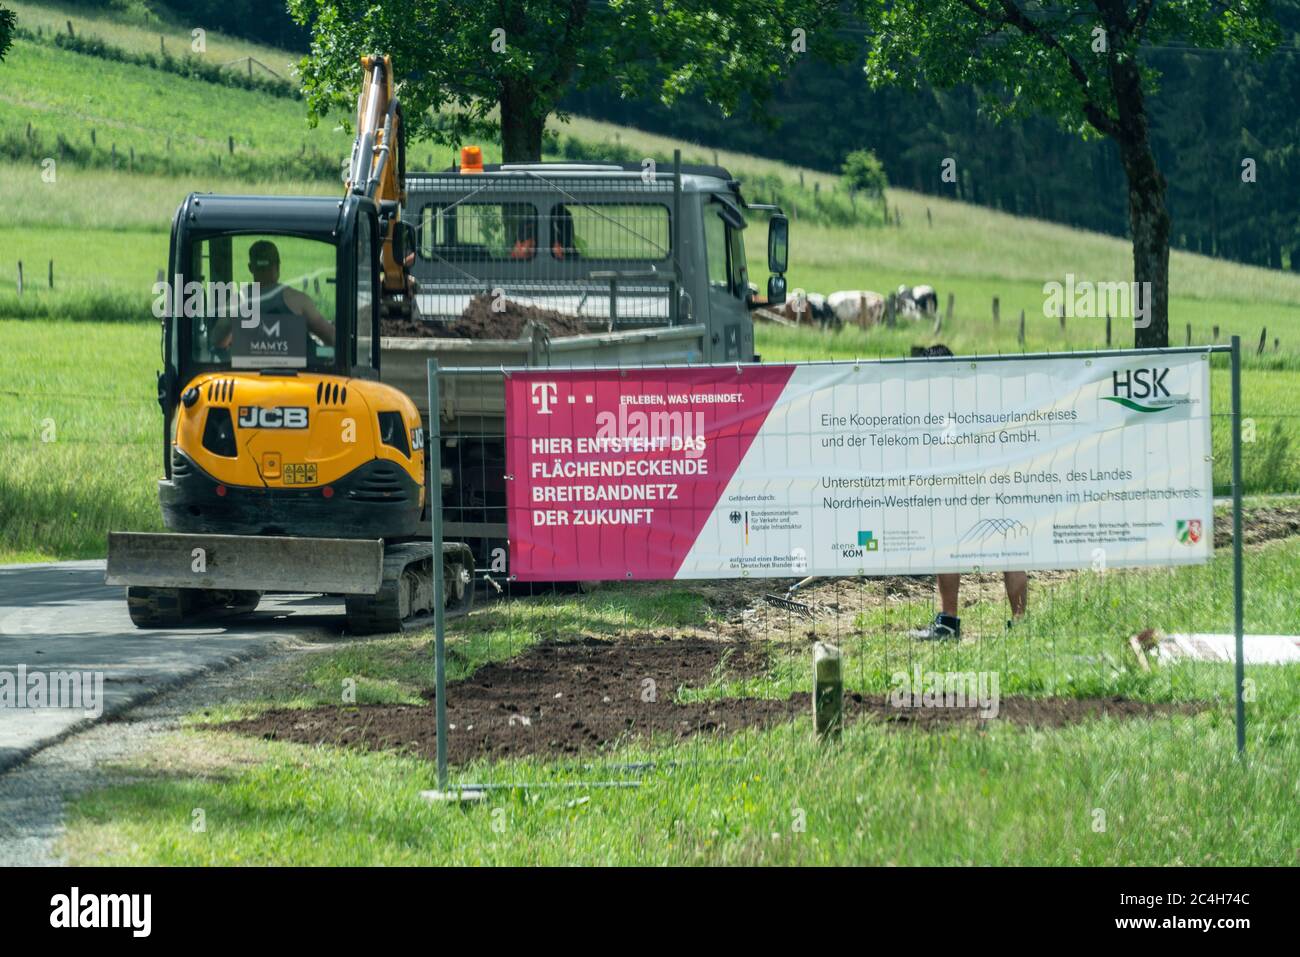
[178,193,351,239]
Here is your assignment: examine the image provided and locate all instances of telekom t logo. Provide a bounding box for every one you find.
[531,381,558,415]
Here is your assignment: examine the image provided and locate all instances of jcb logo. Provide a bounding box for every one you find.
[1112,368,1170,399]
[238,406,308,429]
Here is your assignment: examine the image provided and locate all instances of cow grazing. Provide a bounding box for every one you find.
[827,290,885,328]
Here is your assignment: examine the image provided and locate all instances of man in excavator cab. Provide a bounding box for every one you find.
[210,240,336,351]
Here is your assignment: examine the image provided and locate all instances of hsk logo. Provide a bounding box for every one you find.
[49,888,151,937]
[1104,367,1176,413]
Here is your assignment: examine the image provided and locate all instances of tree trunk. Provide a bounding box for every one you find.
[500,81,546,164]
[1111,59,1170,348]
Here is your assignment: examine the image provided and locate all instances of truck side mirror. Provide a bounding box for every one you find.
[767,214,789,274]
[767,274,787,306]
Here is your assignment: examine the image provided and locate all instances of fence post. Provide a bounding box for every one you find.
[1230,335,1245,758]
[813,642,842,741]
[1186,323,1192,346]
[1018,309,1025,346]
[1105,312,1112,346]
[1257,327,1267,355]
[945,292,954,324]
[16,260,22,296]
[427,358,449,789]
[48,259,53,290]
[992,296,999,325]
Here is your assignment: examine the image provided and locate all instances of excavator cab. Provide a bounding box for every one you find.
[152,191,428,541]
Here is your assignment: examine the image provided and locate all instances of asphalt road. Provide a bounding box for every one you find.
[0,560,343,773]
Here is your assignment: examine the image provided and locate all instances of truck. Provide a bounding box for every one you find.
[383,154,790,573]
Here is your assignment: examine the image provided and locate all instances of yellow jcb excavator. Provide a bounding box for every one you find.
[106,55,473,633]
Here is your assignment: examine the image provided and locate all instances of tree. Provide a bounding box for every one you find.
[288,0,848,164]
[859,1,1280,347]
[842,148,888,196]
[0,5,15,64]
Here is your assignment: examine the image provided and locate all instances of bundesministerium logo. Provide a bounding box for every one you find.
[1104,367,1176,413]
[1176,518,1203,545]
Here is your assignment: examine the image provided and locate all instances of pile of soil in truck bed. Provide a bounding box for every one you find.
[381,294,593,339]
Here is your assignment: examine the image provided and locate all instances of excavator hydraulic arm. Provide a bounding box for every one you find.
[348,54,414,316]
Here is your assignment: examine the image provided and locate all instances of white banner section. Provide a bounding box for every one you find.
[681,352,1213,577]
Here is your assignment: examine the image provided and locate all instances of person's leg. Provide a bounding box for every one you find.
[1003,571,1027,618]
[937,573,961,617]
[908,574,963,639]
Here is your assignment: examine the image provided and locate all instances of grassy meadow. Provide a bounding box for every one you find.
[59,531,1300,865]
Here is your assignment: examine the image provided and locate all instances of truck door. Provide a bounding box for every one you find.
[703,202,747,361]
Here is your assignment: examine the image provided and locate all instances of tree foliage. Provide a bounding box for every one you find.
[287,0,848,161]
[0,4,15,64]
[856,0,1282,346]
[841,148,888,196]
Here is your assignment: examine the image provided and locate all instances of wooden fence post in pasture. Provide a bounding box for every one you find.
[1105,311,1112,346]
[932,307,942,336]
[66,20,75,37]
[1212,325,1220,343]
[813,642,843,742]
[16,261,23,296]
[48,260,53,290]
[111,143,117,169]
[1186,323,1192,346]
[90,128,96,147]
[129,146,135,171]
[927,206,933,227]
[885,293,896,327]
[992,296,1000,325]
[1275,337,1280,353]
[1018,309,1026,346]
[228,136,235,155]
[1058,302,1066,331]
[894,207,901,228]
[160,35,165,56]
[1258,327,1268,355]
[799,171,805,188]
[945,292,954,324]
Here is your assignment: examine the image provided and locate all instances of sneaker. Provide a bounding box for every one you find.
[908,613,961,641]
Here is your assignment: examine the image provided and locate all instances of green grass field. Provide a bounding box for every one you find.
[58,535,1300,865]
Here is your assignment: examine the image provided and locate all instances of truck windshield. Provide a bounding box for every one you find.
[185,234,337,371]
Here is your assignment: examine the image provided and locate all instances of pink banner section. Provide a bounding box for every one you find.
[506,366,795,580]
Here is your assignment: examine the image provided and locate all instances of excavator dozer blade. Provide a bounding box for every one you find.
[106,532,385,595]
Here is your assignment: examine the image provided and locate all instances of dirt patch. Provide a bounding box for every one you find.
[1214,504,1300,549]
[217,636,1202,765]
[382,294,591,340]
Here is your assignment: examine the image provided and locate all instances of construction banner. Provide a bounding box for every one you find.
[503,354,1213,581]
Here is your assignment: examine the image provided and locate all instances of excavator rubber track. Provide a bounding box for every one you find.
[344,541,475,635]
[126,587,262,629]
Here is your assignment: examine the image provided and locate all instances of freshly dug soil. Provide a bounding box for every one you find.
[1213,504,1300,549]
[217,636,1202,765]
[382,294,592,340]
